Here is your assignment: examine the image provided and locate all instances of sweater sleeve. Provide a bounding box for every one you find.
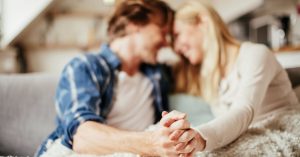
[194,44,279,151]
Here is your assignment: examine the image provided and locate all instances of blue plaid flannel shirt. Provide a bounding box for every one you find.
[35,44,171,156]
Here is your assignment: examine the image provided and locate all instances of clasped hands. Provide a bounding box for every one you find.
[151,111,206,157]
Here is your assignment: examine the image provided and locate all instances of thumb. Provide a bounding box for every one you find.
[160,111,186,127]
[162,111,168,117]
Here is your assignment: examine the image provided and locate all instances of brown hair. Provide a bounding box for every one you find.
[143,0,175,44]
[107,0,174,43]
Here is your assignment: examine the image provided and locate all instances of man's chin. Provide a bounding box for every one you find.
[143,58,157,65]
[144,60,157,65]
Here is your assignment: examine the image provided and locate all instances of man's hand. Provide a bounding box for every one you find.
[160,111,188,128]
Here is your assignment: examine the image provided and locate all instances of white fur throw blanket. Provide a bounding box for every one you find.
[41,108,300,157]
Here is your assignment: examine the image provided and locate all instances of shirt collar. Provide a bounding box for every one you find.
[99,44,121,70]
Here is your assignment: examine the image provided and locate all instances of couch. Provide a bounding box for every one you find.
[0,74,58,156]
[0,68,300,156]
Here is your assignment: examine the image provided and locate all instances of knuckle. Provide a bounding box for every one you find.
[186,145,193,152]
[188,131,196,139]
[174,130,181,136]
[176,143,184,150]
[180,132,189,142]
[179,120,185,127]
[169,110,177,116]
[176,120,185,128]
[183,121,190,128]
[162,142,169,148]
[178,120,190,129]
[192,138,198,145]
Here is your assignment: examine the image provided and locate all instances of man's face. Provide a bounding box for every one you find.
[134,23,168,64]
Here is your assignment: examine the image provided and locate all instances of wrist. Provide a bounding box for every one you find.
[194,129,206,151]
[140,131,160,156]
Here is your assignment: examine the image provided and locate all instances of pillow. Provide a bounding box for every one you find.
[169,94,214,126]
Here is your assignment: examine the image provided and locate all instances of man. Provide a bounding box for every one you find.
[36,1,198,157]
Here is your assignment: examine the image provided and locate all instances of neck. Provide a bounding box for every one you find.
[110,38,141,76]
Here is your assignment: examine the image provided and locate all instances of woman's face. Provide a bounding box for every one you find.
[174,20,204,65]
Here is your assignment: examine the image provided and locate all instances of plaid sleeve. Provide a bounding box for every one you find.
[55,57,105,148]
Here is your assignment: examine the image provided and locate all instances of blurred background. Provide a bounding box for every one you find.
[1,1,300,156]
[0,0,300,74]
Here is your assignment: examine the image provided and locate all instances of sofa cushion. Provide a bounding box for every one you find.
[0,74,59,156]
[169,94,214,126]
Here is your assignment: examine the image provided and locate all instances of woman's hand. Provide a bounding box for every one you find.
[171,128,206,157]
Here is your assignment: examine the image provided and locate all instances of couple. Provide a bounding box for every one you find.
[36,0,300,157]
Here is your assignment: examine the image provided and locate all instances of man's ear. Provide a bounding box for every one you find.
[126,23,140,34]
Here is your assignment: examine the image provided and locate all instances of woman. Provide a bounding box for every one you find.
[165,0,300,153]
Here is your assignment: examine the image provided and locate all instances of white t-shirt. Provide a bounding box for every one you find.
[106,71,155,131]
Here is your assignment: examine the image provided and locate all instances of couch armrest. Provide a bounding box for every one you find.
[286,67,300,88]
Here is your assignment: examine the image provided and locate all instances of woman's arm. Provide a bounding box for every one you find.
[195,44,279,151]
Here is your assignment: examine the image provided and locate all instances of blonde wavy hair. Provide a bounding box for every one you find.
[174,0,240,104]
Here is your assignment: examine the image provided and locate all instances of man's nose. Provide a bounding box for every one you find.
[174,40,182,54]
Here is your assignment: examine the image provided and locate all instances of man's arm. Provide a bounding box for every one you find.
[73,121,156,156]
[73,120,187,156]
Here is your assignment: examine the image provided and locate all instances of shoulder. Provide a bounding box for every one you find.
[237,42,279,75]
[239,42,273,63]
[60,53,111,84]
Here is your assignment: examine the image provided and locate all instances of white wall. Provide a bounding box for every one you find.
[0,48,19,73]
[1,0,53,48]
[276,51,300,68]
[211,0,264,23]
[167,0,263,23]
[26,48,81,73]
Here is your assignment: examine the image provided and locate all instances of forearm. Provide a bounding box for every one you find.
[195,105,253,151]
[73,121,157,156]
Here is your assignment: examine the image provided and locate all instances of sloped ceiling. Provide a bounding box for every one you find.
[1,0,55,48]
